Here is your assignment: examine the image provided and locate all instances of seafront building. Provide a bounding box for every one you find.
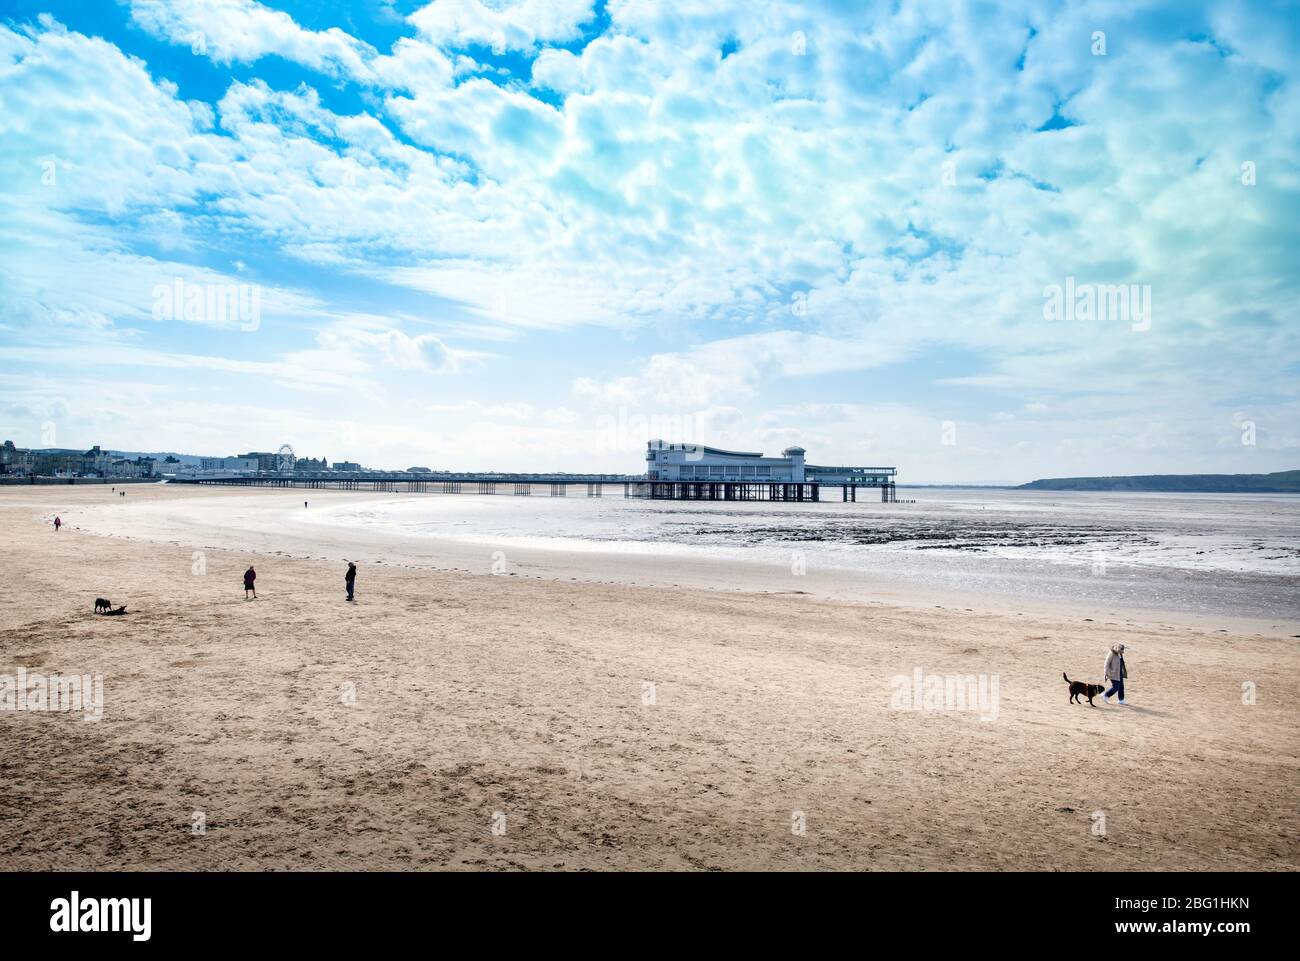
[0,441,157,479]
[239,451,282,472]
[646,440,805,481]
[644,440,896,487]
[199,456,259,472]
[187,450,361,477]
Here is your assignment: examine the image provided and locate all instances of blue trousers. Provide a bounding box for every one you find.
[346,581,355,600]
[1105,677,1125,700]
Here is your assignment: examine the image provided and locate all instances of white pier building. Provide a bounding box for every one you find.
[644,440,896,487]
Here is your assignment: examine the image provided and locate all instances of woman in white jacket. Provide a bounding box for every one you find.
[1103,643,1127,704]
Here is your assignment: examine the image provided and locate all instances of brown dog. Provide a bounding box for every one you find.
[1064,672,1105,706]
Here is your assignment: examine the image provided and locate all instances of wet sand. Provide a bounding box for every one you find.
[1,484,1297,870]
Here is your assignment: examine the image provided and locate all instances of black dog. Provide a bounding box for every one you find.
[94,597,112,614]
[101,606,127,616]
[1064,672,1105,706]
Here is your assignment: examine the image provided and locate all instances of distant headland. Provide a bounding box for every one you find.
[1018,470,1300,493]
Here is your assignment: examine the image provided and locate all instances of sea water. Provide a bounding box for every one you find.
[313,489,1300,623]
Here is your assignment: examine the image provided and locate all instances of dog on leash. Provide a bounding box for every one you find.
[94,597,112,614]
[1064,672,1105,706]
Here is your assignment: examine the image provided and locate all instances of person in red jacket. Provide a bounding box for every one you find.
[243,565,257,600]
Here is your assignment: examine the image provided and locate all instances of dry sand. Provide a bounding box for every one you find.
[1,483,1297,870]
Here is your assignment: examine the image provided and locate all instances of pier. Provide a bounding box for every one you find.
[173,472,900,501]
[167,440,903,504]
[626,480,897,502]
[174,471,629,497]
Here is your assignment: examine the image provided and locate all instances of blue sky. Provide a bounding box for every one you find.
[0,0,1297,482]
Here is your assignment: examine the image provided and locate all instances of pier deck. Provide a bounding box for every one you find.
[173,473,900,501]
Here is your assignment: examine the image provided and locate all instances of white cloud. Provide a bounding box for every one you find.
[408,0,595,53]
[573,331,907,408]
[127,0,378,78]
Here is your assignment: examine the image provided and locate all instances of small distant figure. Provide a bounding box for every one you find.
[54,516,61,531]
[345,561,356,602]
[111,487,115,492]
[304,500,308,509]
[243,565,257,600]
[1102,643,1128,704]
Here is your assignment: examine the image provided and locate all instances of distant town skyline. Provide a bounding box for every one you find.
[1,1,1297,484]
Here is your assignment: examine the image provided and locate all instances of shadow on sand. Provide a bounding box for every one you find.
[1110,704,1171,718]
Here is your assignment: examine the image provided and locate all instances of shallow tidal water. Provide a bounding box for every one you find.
[312,488,1300,624]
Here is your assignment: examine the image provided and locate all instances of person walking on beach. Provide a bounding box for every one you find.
[345,561,356,602]
[243,565,257,600]
[1103,643,1127,704]
[53,515,61,531]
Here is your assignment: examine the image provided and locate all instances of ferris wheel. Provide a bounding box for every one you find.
[276,444,295,472]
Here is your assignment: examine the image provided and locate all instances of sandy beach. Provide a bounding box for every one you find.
[1,483,1297,871]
